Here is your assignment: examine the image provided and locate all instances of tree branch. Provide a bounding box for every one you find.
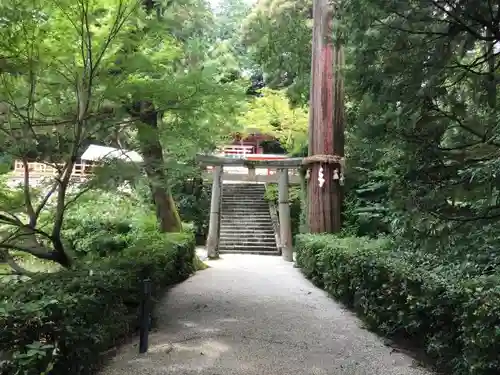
[4,252,36,277]
[34,179,60,218]
[22,159,37,226]
[0,242,58,261]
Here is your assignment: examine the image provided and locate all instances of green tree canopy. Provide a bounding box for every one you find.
[237,88,308,153]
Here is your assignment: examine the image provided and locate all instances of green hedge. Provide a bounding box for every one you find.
[0,231,195,375]
[296,234,500,375]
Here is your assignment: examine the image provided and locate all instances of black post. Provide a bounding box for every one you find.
[139,278,152,354]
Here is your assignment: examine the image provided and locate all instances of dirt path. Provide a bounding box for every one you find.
[100,254,434,375]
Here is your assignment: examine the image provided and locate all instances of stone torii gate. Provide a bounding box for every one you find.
[196,155,303,262]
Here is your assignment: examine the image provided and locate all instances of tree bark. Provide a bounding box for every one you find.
[133,101,182,232]
[307,0,345,233]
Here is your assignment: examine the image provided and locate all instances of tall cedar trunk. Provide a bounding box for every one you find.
[133,101,182,232]
[307,0,345,233]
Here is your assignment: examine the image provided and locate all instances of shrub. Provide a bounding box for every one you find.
[171,178,210,245]
[62,215,133,257]
[295,234,500,375]
[264,184,302,238]
[0,231,195,375]
[40,191,187,259]
[35,192,148,259]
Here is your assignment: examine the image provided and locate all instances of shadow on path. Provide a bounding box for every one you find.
[100,254,434,375]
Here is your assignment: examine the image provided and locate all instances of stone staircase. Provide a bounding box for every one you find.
[219,183,279,255]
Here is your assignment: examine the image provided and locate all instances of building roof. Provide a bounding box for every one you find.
[231,131,277,143]
[80,144,143,163]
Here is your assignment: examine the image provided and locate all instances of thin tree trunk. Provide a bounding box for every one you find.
[129,1,181,232]
[133,102,182,232]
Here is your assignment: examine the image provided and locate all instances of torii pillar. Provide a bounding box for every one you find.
[207,165,223,258]
[278,168,293,261]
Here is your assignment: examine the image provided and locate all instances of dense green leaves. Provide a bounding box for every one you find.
[241,0,312,105]
[237,88,308,153]
[0,0,247,270]
[344,0,499,214]
[240,0,500,250]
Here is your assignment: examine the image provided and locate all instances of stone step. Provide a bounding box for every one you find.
[220,233,275,242]
[222,200,268,204]
[220,221,273,226]
[223,181,266,188]
[223,194,266,197]
[222,214,270,218]
[223,187,265,190]
[220,241,276,247]
[220,227,274,232]
[223,198,265,202]
[221,215,271,220]
[222,204,268,208]
[220,214,271,219]
[220,235,276,241]
[219,243,278,249]
[221,207,270,211]
[222,201,268,204]
[222,214,270,217]
[222,211,269,215]
[223,195,266,198]
[220,222,274,228]
[220,226,274,231]
[219,249,280,256]
[220,221,273,227]
[219,242,279,251]
[223,191,266,194]
[223,184,265,187]
[225,190,265,192]
[223,200,266,203]
[220,236,275,241]
[220,220,272,225]
[223,192,266,194]
[221,219,271,224]
[221,213,270,217]
[220,229,275,235]
[221,213,271,218]
[220,228,274,237]
[223,189,265,193]
[222,203,269,207]
[219,244,278,253]
[223,198,266,201]
[222,210,270,215]
[221,245,277,250]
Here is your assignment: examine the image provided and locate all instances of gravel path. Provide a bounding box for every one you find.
[100,254,434,375]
